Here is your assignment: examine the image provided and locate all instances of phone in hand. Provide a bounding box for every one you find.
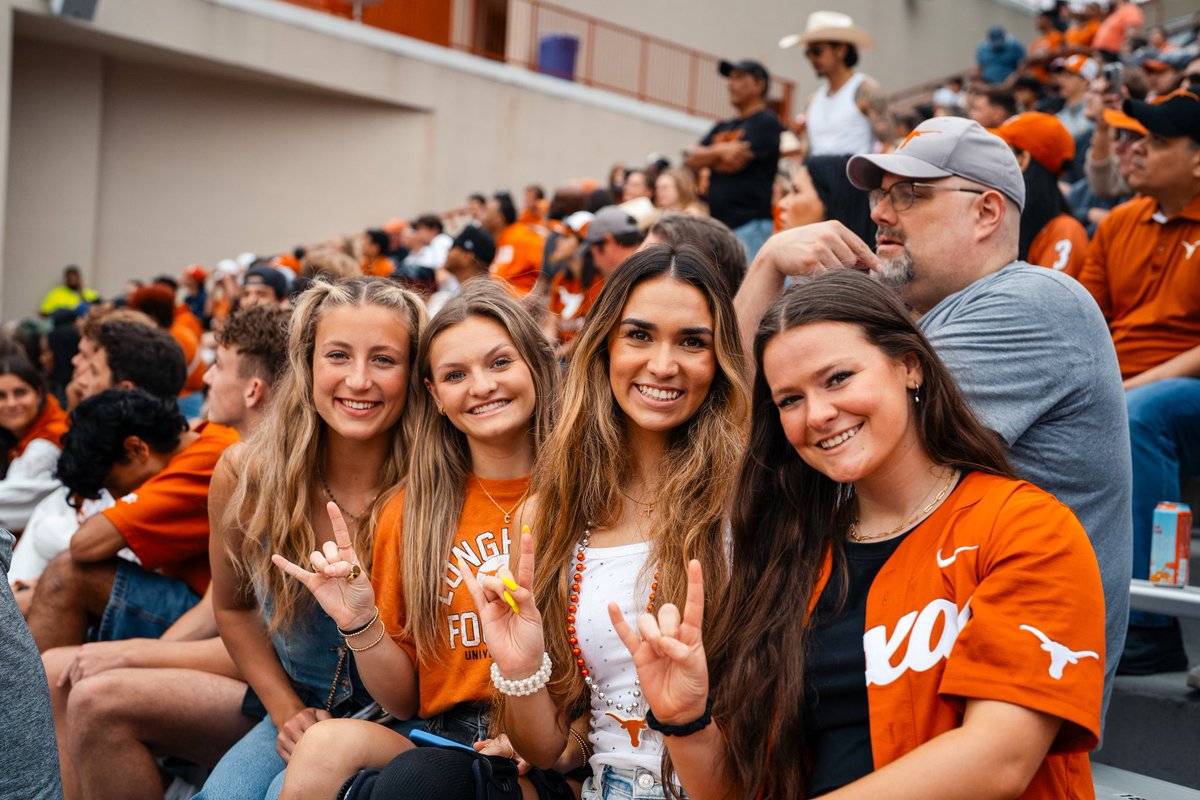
[408,728,477,753]
[1102,62,1124,105]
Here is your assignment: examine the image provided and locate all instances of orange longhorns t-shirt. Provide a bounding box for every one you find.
[7,395,69,464]
[812,472,1104,798]
[1027,213,1090,279]
[491,223,545,296]
[102,422,239,594]
[1077,194,1200,378]
[547,272,604,344]
[372,474,530,719]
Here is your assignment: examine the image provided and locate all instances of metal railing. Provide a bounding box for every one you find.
[275,0,793,122]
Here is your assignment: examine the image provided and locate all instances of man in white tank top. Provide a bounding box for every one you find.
[781,11,893,155]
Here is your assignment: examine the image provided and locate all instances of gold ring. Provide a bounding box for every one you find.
[347,564,362,582]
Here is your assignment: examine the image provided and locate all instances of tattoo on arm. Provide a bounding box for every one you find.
[857,79,895,144]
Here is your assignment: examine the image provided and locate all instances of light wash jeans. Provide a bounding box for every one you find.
[581,765,678,800]
[731,218,774,263]
[1127,377,1200,627]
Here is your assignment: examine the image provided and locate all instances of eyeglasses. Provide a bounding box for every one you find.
[804,44,826,58]
[868,181,986,212]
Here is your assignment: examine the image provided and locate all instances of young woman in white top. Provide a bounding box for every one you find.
[463,245,749,798]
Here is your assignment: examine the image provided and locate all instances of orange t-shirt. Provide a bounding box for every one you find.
[174,305,203,340]
[547,272,604,344]
[1027,213,1090,279]
[1092,3,1143,52]
[7,395,69,464]
[491,223,545,296]
[362,256,394,278]
[1077,194,1200,378]
[1027,31,1064,82]
[169,321,207,395]
[1063,19,1098,49]
[102,422,239,594]
[372,475,529,718]
[812,473,1103,798]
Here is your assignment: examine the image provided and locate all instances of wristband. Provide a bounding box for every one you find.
[338,606,380,638]
[490,652,553,696]
[645,697,713,736]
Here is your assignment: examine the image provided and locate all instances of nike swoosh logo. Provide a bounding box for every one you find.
[936,545,978,568]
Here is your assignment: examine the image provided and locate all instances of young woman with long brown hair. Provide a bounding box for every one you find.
[613,269,1106,799]
[269,279,558,798]
[462,244,750,799]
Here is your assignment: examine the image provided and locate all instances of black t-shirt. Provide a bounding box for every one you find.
[804,533,910,796]
[700,108,784,229]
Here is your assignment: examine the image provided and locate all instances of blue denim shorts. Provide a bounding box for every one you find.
[420,702,490,745]
[94,559,200,641]
[581,765,671,800]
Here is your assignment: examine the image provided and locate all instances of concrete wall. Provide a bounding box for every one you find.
[1,0,707,318]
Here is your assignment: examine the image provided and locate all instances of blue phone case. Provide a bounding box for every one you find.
[408,728,477,753]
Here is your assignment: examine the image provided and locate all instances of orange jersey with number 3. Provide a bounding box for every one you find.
[1027,214,1090,279]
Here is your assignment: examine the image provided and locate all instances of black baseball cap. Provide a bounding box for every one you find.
[1123,88,1200,143]
[718,59,770,87]
[452,225,496,266]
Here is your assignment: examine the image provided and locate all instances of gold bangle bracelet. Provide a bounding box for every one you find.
[568,728,592,764]
[344,619,387,652]
[338,606,380,638]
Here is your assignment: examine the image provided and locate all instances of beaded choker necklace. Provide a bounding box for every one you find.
[568,525,660,747]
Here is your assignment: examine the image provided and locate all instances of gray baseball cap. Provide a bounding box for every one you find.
[846,116,1026,211]
[585,206,640,245]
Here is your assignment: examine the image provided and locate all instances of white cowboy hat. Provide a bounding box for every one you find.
[779,10,875,51]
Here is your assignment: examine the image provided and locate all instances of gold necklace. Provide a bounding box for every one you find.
[849,469,958,543]
[618,487,655,518]
[475,476,529,525]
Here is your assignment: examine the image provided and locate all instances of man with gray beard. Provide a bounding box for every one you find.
[735,116,1131,730]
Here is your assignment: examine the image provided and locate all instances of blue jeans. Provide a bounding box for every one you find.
[96,560,200,641]
[732,218,774,263]
[581,765,673,799]
[1127,377,1200,627]
[194,602,373,799]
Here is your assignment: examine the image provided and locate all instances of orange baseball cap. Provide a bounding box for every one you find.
[183,264,208,282]
[382,218,408,234]
[989,112,1076,175]
[1102,108,1149,136]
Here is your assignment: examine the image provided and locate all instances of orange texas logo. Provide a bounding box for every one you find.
[899,129,941,149]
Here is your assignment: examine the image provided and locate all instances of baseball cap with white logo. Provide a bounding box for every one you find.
[846,116,1026,212]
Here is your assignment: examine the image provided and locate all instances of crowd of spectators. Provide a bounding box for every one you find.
[1,1,1199,798]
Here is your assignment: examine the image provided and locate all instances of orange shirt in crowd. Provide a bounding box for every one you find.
[1064,19,1099,50]
[1092,2,1143,53]
[362,256,394,278]
[7,395,69,464]
[102,422,239,594]
[1027,213,1090,279]
[547,272,604,344]
[491,223,545,296]
[372,475,529,719]
[169,319,207,395]
[811,472,1104,799]
[174,305,203,340]
[1077,194,1200,379]
[1027,30,1064,82]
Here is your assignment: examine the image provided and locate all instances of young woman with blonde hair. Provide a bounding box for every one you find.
[462,245,750,799]
[270,279,559,798]
[197,276,426,799]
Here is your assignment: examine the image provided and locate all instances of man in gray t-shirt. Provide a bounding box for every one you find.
[737,116,1131,726]
[1,529,63,800]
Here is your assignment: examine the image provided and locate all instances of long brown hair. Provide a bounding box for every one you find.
[401,280,557,664]
[225,276,426,634]
[705,269,1013,799]
[523,244,750,723]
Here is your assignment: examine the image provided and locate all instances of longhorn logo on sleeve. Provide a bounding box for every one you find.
[1019,624,1098,679]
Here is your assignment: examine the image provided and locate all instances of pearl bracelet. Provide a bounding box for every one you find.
[490,652,553,696]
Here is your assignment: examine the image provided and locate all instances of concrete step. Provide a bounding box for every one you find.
[1093,617,1200,789]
